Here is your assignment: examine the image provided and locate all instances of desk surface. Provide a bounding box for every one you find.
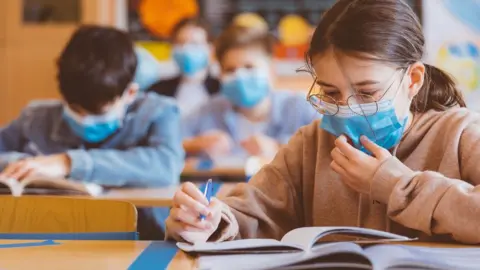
[91,183,237,208]
[182,158,246,178]
[0,240,473,270]
[97,187,178,207]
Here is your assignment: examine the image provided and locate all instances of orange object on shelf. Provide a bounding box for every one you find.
[139,0,199,39]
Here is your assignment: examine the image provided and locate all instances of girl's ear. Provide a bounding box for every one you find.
[407,61,425,99]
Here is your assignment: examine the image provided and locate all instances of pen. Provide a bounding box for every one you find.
[200,178,213,220]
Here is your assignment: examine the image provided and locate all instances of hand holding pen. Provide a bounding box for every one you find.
[166,179,223,244]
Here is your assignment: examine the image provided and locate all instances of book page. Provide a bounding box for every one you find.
[363,245,471,270]
[0,177,20,196]
[281,227,411,251]
[177,238,302,253]
[196,242,368,270]
[20,178,103,196]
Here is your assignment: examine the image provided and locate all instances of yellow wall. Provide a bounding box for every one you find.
[0,0,120,125]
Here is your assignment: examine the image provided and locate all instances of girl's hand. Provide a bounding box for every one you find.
[330,135,392,194]
[165,182,223,243]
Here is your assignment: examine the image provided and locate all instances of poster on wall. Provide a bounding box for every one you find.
[128,0,199,61]
[127,0,420,78]
[202,0,335,76]
[423,0,480,110]
[202,0,420,76]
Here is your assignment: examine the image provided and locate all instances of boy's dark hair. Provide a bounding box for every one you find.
[57,25,137,114]
[308,0,466,113]
[215,25,275,63]
[170,17,214,43]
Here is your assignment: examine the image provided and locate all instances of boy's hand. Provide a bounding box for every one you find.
[240,134,279,158]
[0,154,71,181]
[198,130,233,156]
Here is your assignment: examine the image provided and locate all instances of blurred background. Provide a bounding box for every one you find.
[0,0,479,125]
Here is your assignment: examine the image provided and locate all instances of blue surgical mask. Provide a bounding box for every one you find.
[63,105,124,143]
[220,68,270,108]
[320,99,408,153]
[173,44,209,76]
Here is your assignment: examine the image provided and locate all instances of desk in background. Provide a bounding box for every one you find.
[181,157,269,182]
[181,158,246,182]
[0,240,473,270]
[81,183,238,208]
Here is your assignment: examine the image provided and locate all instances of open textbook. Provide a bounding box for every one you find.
[0,177,103,196]
[178,226,478,270]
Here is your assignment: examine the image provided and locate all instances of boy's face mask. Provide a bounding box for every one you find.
[220,68,270,108]
[172,44,209,77]
[314,68,410,153]
[63,100,127,143]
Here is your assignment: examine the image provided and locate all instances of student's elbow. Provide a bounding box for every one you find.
[142,145,184,187]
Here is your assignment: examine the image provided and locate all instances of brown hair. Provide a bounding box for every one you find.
[307,0,466,112]
[215,25,275,63]
[171,17,214,43]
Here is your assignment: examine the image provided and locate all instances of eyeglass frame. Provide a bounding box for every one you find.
[306,67,408,116]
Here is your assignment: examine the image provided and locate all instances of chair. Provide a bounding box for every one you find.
[0,196,137,240]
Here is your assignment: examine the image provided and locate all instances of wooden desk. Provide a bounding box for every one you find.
[0,240,192,270]
[0,240,473,270]
[88,183,238,208]
[97,187,178,207]
[182,158,246,178]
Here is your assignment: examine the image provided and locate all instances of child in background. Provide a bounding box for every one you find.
[0,25,184,239]
[167,0,480,244]
[149,17,220,117]
[133,46,162,92]
[182,25,319,162]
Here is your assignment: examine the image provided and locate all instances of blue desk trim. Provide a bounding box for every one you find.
[128,241,178,270]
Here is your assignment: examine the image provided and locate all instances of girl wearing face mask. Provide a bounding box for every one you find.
[149,18,220,117]
[166,0,480,245]
[182,25,319,160]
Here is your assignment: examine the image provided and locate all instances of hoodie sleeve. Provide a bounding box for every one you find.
[370,120,480,244]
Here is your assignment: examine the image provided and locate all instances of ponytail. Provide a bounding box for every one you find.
[411,64,466,113]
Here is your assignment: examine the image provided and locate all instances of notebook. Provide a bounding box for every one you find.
[177,226,478,270]
[0,177,103,196]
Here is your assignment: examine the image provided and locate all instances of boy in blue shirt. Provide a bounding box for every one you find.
[183,25,320,161]
[0,25,184,185]
[0,25,184,238]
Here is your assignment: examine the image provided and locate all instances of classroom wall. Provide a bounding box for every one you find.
[0,0,311,126]
[0,0,121,125]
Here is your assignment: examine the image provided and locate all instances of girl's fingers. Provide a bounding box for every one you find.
[170,207,212,230]
[182,182,209,206]
[173,191,210,216]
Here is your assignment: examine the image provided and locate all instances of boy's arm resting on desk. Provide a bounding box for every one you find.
[208,129,307,241]
[0,114,28,153]
[0,111,31,171]
[370,123,480,244]
[66,105,185,187]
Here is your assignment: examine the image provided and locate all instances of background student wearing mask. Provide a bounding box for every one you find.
[0,25,184,238]
[167,0,480,245]
[182,25,319,160]
[149,17,220,117]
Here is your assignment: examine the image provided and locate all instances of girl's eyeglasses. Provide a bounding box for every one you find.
[306,68,407,116]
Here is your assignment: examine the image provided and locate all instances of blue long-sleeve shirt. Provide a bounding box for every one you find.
[0,92,184,187]
[182,90,322,154]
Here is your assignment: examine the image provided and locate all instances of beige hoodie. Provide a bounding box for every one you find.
[201,108,480,244]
